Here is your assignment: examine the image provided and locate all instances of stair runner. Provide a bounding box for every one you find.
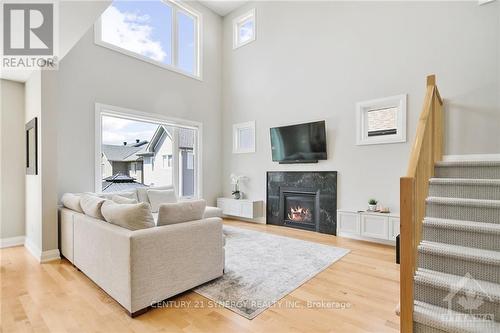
[413,161,500,333]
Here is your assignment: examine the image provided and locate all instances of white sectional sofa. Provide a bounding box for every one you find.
[59,187,224,317]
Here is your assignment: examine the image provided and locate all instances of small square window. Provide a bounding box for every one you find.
[233,9,256,49]
[356,94,407,145]
[233,121,255,153]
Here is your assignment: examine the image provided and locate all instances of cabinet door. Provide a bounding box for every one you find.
[226,200,241,216]
[240,202,254,218]
[337,212,360,234]
[389,217,400,240]
[361,215,389,239]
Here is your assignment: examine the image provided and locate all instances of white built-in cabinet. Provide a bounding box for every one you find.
[217,198,263,219]
[337,209,400,245]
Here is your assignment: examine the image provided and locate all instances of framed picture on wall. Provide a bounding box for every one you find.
[26,117,38,175]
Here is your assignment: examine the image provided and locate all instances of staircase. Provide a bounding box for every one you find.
[413,161,500,332]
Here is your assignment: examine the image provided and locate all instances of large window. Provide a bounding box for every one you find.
[96,104,200,198]
[95,0,201,78]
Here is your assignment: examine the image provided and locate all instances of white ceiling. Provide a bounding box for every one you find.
[200,0,248,16]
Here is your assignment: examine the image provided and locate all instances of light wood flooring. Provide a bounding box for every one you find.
[1,219,400,333]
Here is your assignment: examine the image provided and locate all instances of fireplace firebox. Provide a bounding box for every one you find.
[279,188,320,232]
[267,171,337,235]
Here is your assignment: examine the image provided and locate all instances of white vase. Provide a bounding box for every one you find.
[368,204,377,211]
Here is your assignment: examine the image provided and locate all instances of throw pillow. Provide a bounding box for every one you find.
[157,200,206,226]
[101,200,155,231]
[100,191,137,201]
[80,194,106,220]
[61,193,83,213]
[112,195,138,204]
[137,185,174,203]
[147,189,177,213]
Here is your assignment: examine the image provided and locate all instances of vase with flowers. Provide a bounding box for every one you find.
[230,174,247,199]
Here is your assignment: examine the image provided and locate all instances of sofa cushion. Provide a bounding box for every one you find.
[204,206,223,218]
[80,194,106,220]
[137,185,174,203]
[157,200,206,226]
[112,195,138,204]
[61,193,83,213]
[101,200,155,231]
[100,191,138,201]
[147,189,177,213]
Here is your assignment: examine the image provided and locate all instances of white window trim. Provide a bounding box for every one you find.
[95,103,203,199]
[94,0,203,80]
[233,8,256,49]
[356,94,407,146]
[232,121,255,153]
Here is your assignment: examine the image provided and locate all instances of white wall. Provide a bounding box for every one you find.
[24,72,43,253]
[53,2,223,204]
[222,1,500,214]
[0,80,25,241]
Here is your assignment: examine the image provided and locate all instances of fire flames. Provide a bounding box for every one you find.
[288,206,312,222]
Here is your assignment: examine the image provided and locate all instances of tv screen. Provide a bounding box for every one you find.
[270,121,327,163]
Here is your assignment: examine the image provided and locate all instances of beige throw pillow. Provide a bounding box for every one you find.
[101,201,155,231]
[157,200,206,226]
[112,195,138,204]
[80,194,106,220]
[147,189,177,213]
[61,193,83,213]
[100,191,137,201]
[137,185,174,203]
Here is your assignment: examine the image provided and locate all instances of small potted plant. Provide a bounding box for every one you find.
[368,199,378,211]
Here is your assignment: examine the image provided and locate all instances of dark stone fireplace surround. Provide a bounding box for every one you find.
[266,171,338,235]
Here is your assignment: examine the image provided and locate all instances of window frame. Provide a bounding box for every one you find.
[355,94,407,145]
[95,103,203,199]
[232,121,256,154]
[94,0,202,80]
[233,8,256,49]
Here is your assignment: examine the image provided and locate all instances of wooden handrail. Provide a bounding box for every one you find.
[400,75,443,333]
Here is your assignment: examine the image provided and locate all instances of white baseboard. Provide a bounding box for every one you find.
[0,236,25,249]
[443,154,500,162]
[40,249,61,263]
[24,237,61,263]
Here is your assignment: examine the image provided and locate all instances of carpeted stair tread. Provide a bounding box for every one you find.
[435,161,500,168]
[429,178,500,186]
[426,197,500,208]
[423,218,500,235]
[414,300,500,332]
[419,241,500,266]
[415,268,500,303]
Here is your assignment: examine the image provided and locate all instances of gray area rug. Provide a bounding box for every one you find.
[194,225,350,319]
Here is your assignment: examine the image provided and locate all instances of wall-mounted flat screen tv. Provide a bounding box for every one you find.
[270,120,327,163]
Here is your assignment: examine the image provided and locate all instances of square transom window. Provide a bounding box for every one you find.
[96,0,200,78]
[233,9,256,49]
[356,94,407,145]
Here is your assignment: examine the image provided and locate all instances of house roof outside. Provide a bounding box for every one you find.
[102,172,148,192]
[138,125,195,157]
[102,142,147,162]
[102,125,195,162]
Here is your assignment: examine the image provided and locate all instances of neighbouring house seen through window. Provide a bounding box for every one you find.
[100,114,198,197]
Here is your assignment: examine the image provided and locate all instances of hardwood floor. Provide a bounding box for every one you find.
[1,219,400,333]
